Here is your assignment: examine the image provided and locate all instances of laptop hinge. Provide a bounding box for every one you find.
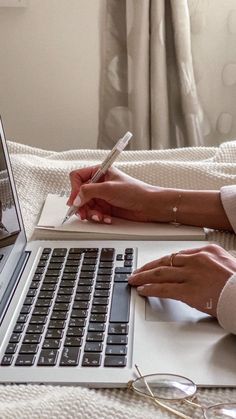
[0,251,30,324]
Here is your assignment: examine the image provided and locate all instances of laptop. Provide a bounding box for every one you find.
[0,119,236,387]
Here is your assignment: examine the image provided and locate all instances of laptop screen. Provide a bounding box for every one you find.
[0,120,26,310]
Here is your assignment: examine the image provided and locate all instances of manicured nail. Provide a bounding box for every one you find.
[92,215,100,222]
[104,217,111,224]
[73,195,81,207]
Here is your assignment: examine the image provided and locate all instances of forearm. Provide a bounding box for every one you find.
[147,188,233,231]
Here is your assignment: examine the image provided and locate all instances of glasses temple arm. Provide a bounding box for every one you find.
[134,365,192,419]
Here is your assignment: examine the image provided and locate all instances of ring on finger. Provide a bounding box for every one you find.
[169,252,179,267]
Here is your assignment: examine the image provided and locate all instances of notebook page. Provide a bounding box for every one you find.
[36,194,206,239]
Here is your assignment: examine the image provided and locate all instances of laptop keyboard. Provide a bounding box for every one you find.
[1,246,135,368]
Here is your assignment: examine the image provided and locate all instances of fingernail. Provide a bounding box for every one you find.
[73,195,81,207]
[137,286,144,292]
[76,213,81,220]
[104,217,111,224]
[92,215,100,222]
[132,269,138,274]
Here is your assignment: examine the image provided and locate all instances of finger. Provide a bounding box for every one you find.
[67,166,101,205]
[133,253,186,274]
[137,283,186,300]
[129,266,185,286]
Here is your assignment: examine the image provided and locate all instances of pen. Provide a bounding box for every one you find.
[62,131,133,224]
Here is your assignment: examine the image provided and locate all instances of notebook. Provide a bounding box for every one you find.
[1,116,236,388]
[34,193,206,241]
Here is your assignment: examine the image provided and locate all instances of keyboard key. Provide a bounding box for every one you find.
[30,315,47,324]
[72,301,89,310]
[52,248,67,257]
[60,347,80,366]
[43,339,61,349]
[64,336,82,347]
[107,335,128,345]
[95,283,111,290]
[86,332,104,342]
[17,314,28,323]
[5,343,18,354]
[104,356,127,367]
[75,293,91,301]
[90,314,107,323]
[100,248,115,262]
[109,283,130,323]
[9,333,21,343]
[88,323,105,332]
[38,349,58,366]
[48,320,65,329]
[114,274,129,283]
[91,305,108,314]
[125,248,134,254]
[115,267,132,274]
[56,295,72,304]
[23,334,42,344]
[108,324,129,335]
[19,344,38,354]
[71,309,88,318]
[105,345,127,355]
[50,311,68,321]
[84,342,103,352]
[77,278,93,286]
[69,318,86,328]
[14,323,25,333]
[97,269,113,276]
[94,289,110,298]
[66,327,84,337]
[46,329,64,339]
[53,303,70,311]
[82,353,101,367]
[26,324,44,334]
[92,297,109,305]
[16,354,35,366]
[1,355,13,366]
[33,306,49,316]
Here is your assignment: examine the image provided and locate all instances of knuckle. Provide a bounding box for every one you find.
[204,244,219,253]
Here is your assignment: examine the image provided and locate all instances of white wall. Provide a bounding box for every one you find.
[0,0,102,150]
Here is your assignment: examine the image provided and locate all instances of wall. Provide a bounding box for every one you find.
[0,0,102,150]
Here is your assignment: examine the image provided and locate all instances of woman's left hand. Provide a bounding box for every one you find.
[128,244,236,317]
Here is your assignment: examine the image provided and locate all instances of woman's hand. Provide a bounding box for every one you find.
[128,244,236,317]
[68,166,164,223]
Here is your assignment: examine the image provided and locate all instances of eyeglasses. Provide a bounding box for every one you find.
[128,365,236,419]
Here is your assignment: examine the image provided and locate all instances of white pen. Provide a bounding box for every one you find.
[62,131,133,224]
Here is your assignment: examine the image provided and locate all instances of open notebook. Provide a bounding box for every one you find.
[33,193,206,240]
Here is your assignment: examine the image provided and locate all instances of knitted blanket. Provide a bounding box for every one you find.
[1,140,236,419]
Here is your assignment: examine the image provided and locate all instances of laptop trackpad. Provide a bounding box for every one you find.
[145,297,209,322]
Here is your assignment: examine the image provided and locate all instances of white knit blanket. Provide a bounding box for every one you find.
[1,140,236,419]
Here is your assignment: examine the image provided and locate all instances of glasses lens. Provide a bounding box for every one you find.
[132,373,196,400]
[205,404,236,419]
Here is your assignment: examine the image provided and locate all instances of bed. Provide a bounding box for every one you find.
[1,139,236,418]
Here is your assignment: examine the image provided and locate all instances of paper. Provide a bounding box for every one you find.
[36,194,206,240]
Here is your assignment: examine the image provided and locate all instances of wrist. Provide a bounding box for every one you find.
[144,187,180,223]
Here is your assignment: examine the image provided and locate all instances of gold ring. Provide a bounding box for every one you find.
[170,252,178,267]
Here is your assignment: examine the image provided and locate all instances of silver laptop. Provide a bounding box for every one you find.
[0,119,236,387]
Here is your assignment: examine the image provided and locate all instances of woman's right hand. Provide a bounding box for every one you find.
[67,166,164,223]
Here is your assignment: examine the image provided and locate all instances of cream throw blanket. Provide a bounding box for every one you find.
[0,140,236,419]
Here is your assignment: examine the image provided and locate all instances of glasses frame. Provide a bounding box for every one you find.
[128,365,236,419]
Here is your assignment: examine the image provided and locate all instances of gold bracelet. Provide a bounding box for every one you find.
[170,193,182,226]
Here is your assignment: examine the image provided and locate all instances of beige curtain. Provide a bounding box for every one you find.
[98,0,236,150]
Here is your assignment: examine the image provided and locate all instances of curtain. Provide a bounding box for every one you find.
[98,0,236,150]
